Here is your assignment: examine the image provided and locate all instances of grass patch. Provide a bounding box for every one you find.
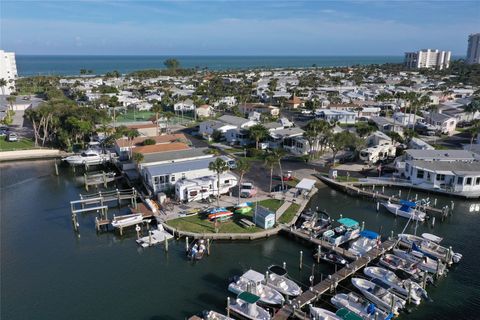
[0,138,36,151]
[166,199,285,234]
[278,203,301,224]
[335,175,359,183]
[432,144,449,150]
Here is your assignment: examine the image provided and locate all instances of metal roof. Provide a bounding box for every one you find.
[411,160,480,174]
[142,147,211,164]
[406,149,476,161]
[144,156,220,177]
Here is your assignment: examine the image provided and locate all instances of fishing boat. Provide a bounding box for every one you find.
[309,305,342,320]
[111,213,143,229]
[398,234,462,264]
[331,292,394,320]
[188,239,207,260]
[351,278,405,315]
[381,200,426,221]
[422,233,443,243]
[363,267,427,305]
[348,230,380,257]
[379,253,419,277]
[265,265,302,297]
[203,310,234,320]
[393,248,445,275]
[228,292,271,320]
[228,270,284,306]
[62,149,108,165]
[313,250,349,266]
[301,210,331,236]
[322,218,361,246]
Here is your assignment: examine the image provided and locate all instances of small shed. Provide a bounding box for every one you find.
[254,205,275,229]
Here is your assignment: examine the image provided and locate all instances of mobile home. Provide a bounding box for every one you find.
[175,173,238,202]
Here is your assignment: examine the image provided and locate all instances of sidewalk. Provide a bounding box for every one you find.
[0,149,64,161]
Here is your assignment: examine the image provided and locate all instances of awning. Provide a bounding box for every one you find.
[296,178,316,191]
[337,218,359,228]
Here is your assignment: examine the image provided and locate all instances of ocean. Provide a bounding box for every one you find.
[16,55,404,76]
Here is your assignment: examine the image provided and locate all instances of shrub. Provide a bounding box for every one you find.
[143,138,156,145]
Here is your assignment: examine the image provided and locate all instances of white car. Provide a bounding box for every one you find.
[220,156,237,169]
[240,182,257,198]
[6,133,18,142]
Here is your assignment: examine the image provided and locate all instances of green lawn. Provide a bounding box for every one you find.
[335,176,359,183]
[116,110,195,124]
[278,203,301,224]
[0,138,36,151]
[167,199,285,234]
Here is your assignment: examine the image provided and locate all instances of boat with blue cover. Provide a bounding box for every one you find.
[381,200,426,221]
[348,230,381,257]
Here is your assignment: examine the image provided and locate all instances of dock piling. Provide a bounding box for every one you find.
[317,245,321,264]
[207,239,210,255]
[361,221,365,231]
[227,297,230,318]
[434,198,437,206]
[185,237,189,252]
[299,251,303,270]
[165,236,169,252]
[376,202,380,212]
[431,217,436,228]
[451,201,455,211]
[54,160,59,176]
[283,261,287,270]
[135,224,141,240]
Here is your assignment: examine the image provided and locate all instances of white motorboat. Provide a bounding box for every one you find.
[111,213,143,229]
[393,248,445,275]
[309,305,342,320]
[381,200,426,221]
[203,310,234,320]
[348,230,380,257]
[364,267,427,305]
[422,233,443,243]
[63,149,108,165]
[265,265,302,297]
[398,234,462,264]
[351,278,405,315]
[301,210,331,236]
[322,218,360,246]
[228,292,271,320]
[379,253,419,277]
[331,292,394,320]
[136,225,173,248]
[228,270,285,306]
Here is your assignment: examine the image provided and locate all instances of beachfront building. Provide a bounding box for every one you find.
[404,49,451,70]
[398,149,480,198]
[0,50,17,95]
[466,33,480,65]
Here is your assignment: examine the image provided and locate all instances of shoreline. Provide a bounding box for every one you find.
[0,149,68,162]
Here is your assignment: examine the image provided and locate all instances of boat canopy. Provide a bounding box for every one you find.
[360,230,380,239]
[242,270,265,283]
[296,178,316,191]
[337,218,359,228]
[268,265,287,277]
[335,308,363,320]
[400,200,417,207]
[238,291,260,304]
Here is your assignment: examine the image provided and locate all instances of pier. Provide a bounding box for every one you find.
[273,238,397,319]
[77,188,139,207]
[316,175,449,218]
[83,171,118,191]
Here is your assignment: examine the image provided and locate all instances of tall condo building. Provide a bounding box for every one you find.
[404,49,451,70]
[0,50,18,95]
[466,33,480,65]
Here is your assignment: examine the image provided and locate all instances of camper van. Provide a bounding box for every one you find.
[175,173,238,202]
[359,143,396,164]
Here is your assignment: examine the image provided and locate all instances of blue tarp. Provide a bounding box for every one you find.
[337,218,359,228]
[360,230,380,239]
[400,200,417,207]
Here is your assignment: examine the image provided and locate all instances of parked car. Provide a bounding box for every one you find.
[220,156,237,169]
[240,182,257,198]
[6,132,18,142]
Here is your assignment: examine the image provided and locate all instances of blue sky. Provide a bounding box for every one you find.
[1,1,478,55]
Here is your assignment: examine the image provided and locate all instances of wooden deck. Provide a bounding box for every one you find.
[272,239,397,319]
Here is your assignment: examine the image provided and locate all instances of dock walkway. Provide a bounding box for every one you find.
[273,239,397,319]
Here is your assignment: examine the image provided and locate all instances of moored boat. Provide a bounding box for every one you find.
[111,213,143,229]
[203,310,234,320]
[228,270,285,306]
[62,149,108,165]
[398,233,462,264]
[188,239,207,260]
[331,292,394,320]
[265,265,302,297]
[381,200,426,221]
[348,230,381,257]
[393,248,445,275]
[228,292,271,320]
[351,278,405,315]
[313,250,349,266]
[322,218,360,246]
[309,305,342,320]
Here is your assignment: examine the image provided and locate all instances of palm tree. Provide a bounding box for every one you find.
[132,152,144,170]
[264,155,276,195]
[126,129,140,159]
[151,102,163,136]
[162,111,175,133]
[6,95,16,112]
[235,159,251,204]
[0,78,7,96]
[269,148,286,191]
[466,99,480,121]
[248,124,269,150]
[208,158,229,207]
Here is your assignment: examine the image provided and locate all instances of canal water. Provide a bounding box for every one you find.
[1,160,479,320]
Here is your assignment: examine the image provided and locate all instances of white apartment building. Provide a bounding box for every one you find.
[466,33,480,65]
[404,49,451,70]
[0,50,18,95]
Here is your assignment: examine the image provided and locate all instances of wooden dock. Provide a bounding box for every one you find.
[83,171,119,191]
[78,188,139,207]
[272,238,397,319]
[316,175,448,218]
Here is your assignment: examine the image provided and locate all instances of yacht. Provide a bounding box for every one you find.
[228,270,284,306]
[63,149,108,166]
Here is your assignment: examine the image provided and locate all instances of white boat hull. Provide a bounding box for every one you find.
[111,214,143,229]
[228,279,284,306]
[331,293,392,320]
[382,202,425,221]
[352,278,405,315]
[228,300,270,320]
[309,306,342,320]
